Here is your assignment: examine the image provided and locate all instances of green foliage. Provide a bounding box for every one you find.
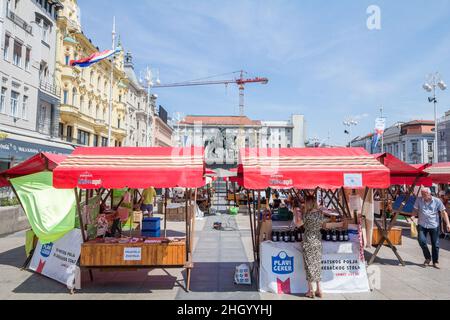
[0,197,20,207]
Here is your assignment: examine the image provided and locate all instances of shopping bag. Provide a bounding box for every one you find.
[234,264,251,285]
[410,220,418,238]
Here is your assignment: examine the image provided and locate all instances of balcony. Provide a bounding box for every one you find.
[39,79,60,97]
[7,10,32,34]
[60,104,79,117]
[94,119,106,130]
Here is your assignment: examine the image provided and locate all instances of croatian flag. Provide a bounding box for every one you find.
[70,48,121,68]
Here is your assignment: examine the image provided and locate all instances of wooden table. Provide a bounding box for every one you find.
[80,241,192,290]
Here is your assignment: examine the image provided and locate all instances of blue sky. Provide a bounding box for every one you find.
[77,0,450,145]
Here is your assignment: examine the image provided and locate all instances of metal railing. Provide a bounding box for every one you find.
[7,10,32,34]
[39,79,60,97]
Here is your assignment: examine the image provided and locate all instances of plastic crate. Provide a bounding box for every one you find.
[142,217,160,231]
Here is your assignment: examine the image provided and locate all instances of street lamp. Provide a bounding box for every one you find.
[140,67,160,147]
[423,72,446,163]
[343,119,359,147]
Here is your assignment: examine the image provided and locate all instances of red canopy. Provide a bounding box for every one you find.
[239,148,390,190]
[53,147,205,189]
[425,162,450,184]
[0,153,68,187]
[374,153,432,186]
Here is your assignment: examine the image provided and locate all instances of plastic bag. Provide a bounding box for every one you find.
[410,220,418,239]
[234,264,251,285]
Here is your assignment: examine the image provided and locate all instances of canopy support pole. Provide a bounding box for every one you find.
[246,189,257,263]
[164,188,168,238]
[74,188,94,282]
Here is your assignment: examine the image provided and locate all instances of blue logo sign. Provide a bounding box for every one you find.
[40,243,53,258]
[272,251,294,275]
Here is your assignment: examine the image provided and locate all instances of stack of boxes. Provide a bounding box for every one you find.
[141,217,161,238]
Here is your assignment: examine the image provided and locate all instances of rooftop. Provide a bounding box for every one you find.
[179,115,261,126]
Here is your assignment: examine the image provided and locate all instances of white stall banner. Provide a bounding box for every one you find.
[29,229,83,290]
[259,241,370,294]
[259,242,308,294]
[321,254,370,293]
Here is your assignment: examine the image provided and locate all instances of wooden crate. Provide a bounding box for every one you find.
[372,227,403,246]
[80,242,186,267]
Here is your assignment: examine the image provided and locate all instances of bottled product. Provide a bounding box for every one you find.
[272,231,277,242]
[296,229,303,242]
[344,230,349,242]
[326,230,331,241]
[283,231,290,243]
[290,230,296,242]
[332,230,337,242]
[339,230,344,242]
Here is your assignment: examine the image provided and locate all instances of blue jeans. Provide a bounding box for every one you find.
[141,204,154,214]
[418,225,440,263]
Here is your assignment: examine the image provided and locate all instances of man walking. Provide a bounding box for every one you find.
[414,188,450,269]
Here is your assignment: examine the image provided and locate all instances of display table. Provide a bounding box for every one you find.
[80,241,186,267]
[259,239,370,294]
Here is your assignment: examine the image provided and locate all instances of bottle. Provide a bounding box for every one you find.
[263,233,267,242]
[290,230,296,242]
[296,229,302,242]
[326,229,331,241]
[339,229,344,242]
[332,230,337,242]
[344,230,349,242]
[284,231,290,243]
[271,231,277,242]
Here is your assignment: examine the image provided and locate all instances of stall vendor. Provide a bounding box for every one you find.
[140,186,157,216]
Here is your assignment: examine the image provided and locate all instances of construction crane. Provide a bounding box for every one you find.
[152,70,268,116]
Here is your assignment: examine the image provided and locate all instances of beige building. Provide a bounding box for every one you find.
[152,106,173,147]
[55,0,128,147]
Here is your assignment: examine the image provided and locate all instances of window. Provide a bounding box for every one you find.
[13,40,22,66]
[90,71,94,85]
[101,137,108,147]
[72,88,77,106]
[0,87,6,114]
[428,142,433,153]
[88,100,92,116]
[22,95,27,119]
[412,142,418,153]
[63,90,68,104]
[96,105,100,119]
[93,135,99,147]
[42,23,49,43]
[118,117,121,128]
[66,125,73,141]
[65,55,70,65]
[59,123,64,138]
[10,91,19,117]
[25,47,30,70]
[119,94,122,103]
[97,76,101,90]
[3,35,10,60]
[77,130,90,146]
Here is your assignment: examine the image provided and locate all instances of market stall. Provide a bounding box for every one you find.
[369,153,432,266]
[53,147,205,291]
[238,147,391,294]
[0,153,84,291]
[424,162,450,184]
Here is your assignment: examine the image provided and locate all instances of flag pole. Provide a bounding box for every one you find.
[108,16,116,147]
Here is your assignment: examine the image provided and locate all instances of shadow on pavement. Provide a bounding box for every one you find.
[0,245,26,269]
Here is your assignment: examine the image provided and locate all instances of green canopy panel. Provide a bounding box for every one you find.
[11,172,76,244]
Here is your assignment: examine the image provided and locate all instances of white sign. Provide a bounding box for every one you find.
[124,247,142,261]
[259,241,370,294]
[259,242,308,294]
[344,173,363,188]
[29,229,83,290]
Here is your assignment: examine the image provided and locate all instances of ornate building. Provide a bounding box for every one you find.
[55,0,128,147]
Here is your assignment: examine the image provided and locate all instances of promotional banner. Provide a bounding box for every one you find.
[259,241,370,294]
[259,242,308,294]
[29,229,83,290]
[372,117,386,151]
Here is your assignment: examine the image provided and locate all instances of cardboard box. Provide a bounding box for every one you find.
[372,227,402,246]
